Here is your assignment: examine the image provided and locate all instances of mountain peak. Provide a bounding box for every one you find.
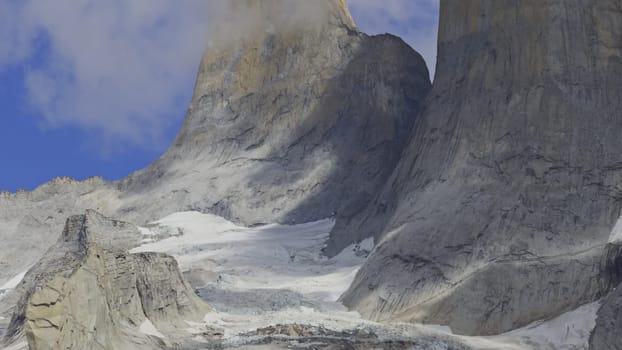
[117,0,430,230]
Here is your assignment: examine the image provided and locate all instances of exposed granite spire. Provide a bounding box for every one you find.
[118,0,431,227]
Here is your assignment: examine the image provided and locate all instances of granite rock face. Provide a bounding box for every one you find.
[340,0,622,336]
[1,211,210,350]
[0,0,430,299]
[118,0,431,226]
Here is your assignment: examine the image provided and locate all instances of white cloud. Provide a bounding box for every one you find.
[0,0,439,153]
[1,0,211,151]
[0,1,36,66]
[348,0,439,77]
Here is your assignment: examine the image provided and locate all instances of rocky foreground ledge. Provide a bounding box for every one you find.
[1,211,210,350]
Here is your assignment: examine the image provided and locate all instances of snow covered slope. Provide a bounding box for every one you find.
[125,211,598,350]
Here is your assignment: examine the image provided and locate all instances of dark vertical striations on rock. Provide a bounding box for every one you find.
[340,0,622,336]
[117,0,431,227]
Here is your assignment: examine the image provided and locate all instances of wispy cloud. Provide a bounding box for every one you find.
[0,1,36,66]
[0,0,439,153]
[1,0,211,151]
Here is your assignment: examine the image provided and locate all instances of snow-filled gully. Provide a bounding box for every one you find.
[124,211,600,349]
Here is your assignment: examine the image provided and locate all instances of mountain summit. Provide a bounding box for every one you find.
[117,0,430,227]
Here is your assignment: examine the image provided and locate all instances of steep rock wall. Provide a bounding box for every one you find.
[119,0,430,227]
[341,0,622,335]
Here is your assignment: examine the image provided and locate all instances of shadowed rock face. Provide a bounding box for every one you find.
[118,0,431,226]
[340,0,622,336]
[2,211,210,350]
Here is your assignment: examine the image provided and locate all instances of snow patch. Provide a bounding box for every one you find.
[138,226,156,236]
[609,216,622,243]
[137,226,158,243]
[131,211,600,349]
[0,270,28,291]
[131,211,361,303]
[131,211,380,342]
[500,302,600,349]
[139,318,166,339]
[1,341,28,350]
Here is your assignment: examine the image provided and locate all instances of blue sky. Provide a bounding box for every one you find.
[0,0,439,192]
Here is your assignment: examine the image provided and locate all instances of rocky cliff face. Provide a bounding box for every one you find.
[340,0,622,336]
[117,0,430,226]
[0,4,431,333]
[2,210,209,350]
[0,0,430,299]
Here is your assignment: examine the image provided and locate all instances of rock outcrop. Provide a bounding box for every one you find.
[340,0,622,336]
[5,0,622,345]
[0,177,120,291]
[1,210,210,350]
